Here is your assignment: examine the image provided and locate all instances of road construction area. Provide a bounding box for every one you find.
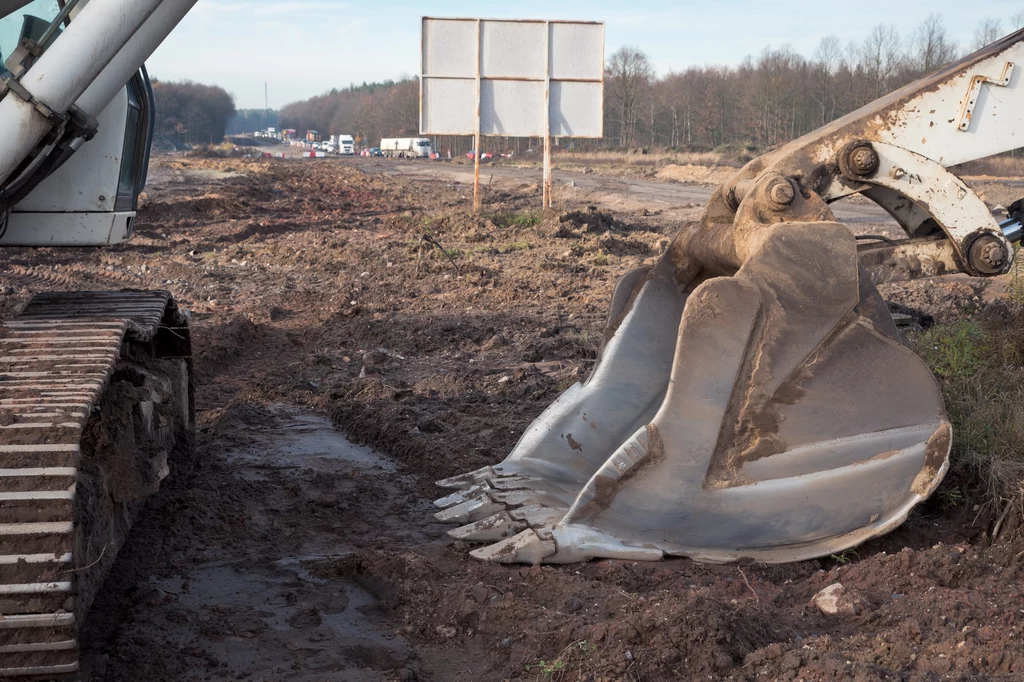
[1,154,1021,681]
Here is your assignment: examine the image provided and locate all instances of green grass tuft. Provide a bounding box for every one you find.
[913,311,1024,535]
[490,211,542,229]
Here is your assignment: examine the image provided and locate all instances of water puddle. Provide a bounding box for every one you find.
[224,407,395,478]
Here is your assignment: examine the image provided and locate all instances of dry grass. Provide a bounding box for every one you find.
[550,150,735,168]
[913,308,1024,537]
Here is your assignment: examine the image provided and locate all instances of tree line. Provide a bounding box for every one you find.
[603,13,1024,153]
[227,109,279,136]
[152,80,236,145]
[278,80,418,146]
[214,12,1024,155]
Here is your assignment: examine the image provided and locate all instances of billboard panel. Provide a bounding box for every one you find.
[420,18,604,138]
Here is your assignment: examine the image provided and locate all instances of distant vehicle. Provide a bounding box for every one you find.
[361,147,382,157]
[466,150,492,160]
[380,137,432,158]
[331,134,354,155]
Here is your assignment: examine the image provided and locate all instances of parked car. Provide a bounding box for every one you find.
[368,147,383,157]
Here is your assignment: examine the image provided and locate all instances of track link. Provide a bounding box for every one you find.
[0,291,192,679]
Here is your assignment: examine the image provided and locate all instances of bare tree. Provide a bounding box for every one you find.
[860,24,903,99]
[910,13,958,74]
[606,46,653,147]
[1010,12,1024,31]
[813,36,843,124]
[973,17,1003,50]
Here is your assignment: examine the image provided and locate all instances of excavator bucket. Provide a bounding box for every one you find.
[436,211,949,564]
[435,32,1024,564]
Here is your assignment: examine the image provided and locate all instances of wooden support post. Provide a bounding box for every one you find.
[543,21,552,209]
[473,18,482,213]
[543,135,552,208]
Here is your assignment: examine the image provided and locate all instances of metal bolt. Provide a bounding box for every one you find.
[767,178,795,207]
[849,146,879,176]
[980,241,1005,268]
[968,235,1008,274]
[890,167,906,180]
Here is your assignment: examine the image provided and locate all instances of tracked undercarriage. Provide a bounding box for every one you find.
[0,291,192,679]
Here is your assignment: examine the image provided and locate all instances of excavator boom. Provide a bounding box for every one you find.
[436,30,1024,565]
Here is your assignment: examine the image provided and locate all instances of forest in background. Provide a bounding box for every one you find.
[152,80,236,145]
[211,13,1024,156]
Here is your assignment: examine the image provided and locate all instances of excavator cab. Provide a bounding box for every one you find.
[0,1,155,246]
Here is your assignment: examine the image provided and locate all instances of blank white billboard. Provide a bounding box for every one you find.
[420,17,604,138]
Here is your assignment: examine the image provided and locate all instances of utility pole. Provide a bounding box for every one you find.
[264,82,269,129]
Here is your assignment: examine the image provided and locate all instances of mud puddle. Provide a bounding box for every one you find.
[225,407,397,479]
[80,407,431,681]
[133,556,412,681]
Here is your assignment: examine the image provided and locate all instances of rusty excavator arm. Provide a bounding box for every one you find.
[434,30,1024,564]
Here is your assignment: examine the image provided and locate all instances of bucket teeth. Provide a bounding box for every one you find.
[489,475,540,490]
[433,494,505,524]
[435,466,496,489]
[433,483,491,508]
[469,528,556,565]
[489,489,548,506]
[448,512,528,542]
[508,504,567,527]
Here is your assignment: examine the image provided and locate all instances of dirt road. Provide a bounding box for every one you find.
[357,157,897,227]
[1,155,1020,681]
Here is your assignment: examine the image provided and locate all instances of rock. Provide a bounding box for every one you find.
[435,625,457,639]
[468,584,488,603]
[812,583,868,616]
[362,349,389,369]
[417,417,445,433]
[813,583,846,615]
[481,334,506,351]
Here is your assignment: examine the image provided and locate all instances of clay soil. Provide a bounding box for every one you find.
[2,155,1023,681]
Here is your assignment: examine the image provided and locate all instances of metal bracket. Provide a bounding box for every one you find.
[0,74,66,127]
[829,140,1012,276]
[957,62,1013,131]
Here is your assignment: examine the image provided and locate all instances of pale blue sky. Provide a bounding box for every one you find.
[146,1,1024,108]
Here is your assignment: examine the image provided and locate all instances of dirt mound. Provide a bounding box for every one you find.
[140,194,248,225]
[555,208,632,236]
[656,163,736,185]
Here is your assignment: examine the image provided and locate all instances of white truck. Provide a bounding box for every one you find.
[331,134,354,155]
[380,137,432,158]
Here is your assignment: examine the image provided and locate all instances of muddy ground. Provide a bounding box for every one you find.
[2,154,1023,681]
